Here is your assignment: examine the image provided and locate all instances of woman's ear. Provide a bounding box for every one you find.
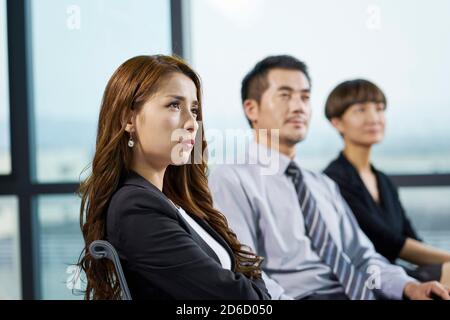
[331,117,345,135]
[243,99,259,127]
[124,111,135,133]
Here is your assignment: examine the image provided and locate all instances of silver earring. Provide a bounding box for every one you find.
[128,133,135,148]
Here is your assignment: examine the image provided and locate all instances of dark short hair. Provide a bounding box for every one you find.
[241,55,311,127]
[325,79,387,120]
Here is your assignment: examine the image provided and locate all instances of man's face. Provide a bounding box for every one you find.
[252,68,311,147]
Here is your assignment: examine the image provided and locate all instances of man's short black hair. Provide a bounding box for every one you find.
[241,55,311,127]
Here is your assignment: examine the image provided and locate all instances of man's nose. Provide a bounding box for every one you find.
[290,95,307,114]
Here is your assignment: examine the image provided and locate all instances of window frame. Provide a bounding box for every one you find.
[1,0,449,299]
[1,0,184,299]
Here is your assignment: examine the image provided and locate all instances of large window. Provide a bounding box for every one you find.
[30,0,172,183]
[400,187,450,252]
[2,0,449,300]
[37,195,82,299]
[0,0,11,175]
[28,0,172,299]
[191,0,450,174]
[190,0,450,259]
[0,196,21,300]
[1,0,176,299]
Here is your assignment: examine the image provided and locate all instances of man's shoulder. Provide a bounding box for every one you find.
[301,166,334,185]
[208,163,260,182]
[300,166,341,200]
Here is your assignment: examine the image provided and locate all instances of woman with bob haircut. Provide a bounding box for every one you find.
[324,79,450,286]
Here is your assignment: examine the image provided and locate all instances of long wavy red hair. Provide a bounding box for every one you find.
[77,55,263,300]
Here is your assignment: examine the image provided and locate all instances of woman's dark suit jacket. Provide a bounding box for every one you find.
[105,170,270,300]
[324,152,421,263]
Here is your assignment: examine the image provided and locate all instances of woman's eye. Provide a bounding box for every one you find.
[168,102,181,109]
[191,107,199,116]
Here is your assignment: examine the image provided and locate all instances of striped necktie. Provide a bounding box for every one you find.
[285,161,376,300]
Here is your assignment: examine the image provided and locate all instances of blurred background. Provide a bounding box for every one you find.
[0,0,449,299]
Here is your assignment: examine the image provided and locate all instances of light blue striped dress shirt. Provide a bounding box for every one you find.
[208,142,416,300]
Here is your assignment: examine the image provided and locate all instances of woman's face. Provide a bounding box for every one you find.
[127,72,200,168]
[332,102,386,147]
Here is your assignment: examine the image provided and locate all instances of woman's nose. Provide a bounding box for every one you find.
[184,114,198,133]
[366,108,381,122]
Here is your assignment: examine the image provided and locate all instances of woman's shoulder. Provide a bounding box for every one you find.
[106,183,181,242]
[108,171,179,222]
[373,167,398,193]
[110,184,175,215]
[323,153,353,184]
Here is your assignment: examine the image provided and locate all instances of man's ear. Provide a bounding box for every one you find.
[243,99,259,127]
[330,117,344,135]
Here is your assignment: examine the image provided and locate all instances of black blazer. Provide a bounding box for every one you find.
[106,170,270,300]
[324,152,421,263]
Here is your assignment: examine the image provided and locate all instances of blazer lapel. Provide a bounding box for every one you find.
[190,214,236,270]
[338,153,384,212]
[123,170,235,269]
[336,152,363,189]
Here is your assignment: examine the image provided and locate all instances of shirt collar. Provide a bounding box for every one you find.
[248,141,297,176]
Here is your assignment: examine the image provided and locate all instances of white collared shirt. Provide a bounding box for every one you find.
[177,206,232,270]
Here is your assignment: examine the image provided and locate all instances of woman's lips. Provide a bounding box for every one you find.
[180,138,195,149]
[365,127,382,134]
